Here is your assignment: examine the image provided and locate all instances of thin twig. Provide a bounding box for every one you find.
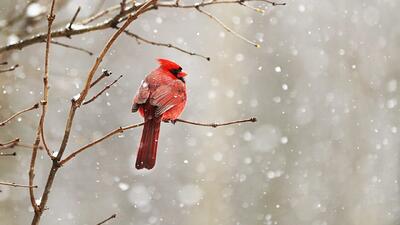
[0,0,37,28]
[263,0,286,5]
[60,117,256,165]
[14,143,44,150]
[68,6,81,30]
[30,1,157,224]
[83,75,123,105]
[175,117,257,127]
[0,0,285,53]
[0,103,39,127]
[29,0,57,218]
[51,40,93,55]
[0,152,16,156]
[38,0,58,160]
[75,0,157,107]
[0,64,19,73]
[60,122,144,165]
[81,4,121,25]
[0,181,38,188]
[0,141,44,151]
[239,2,265,13]
[124,30,210,61]
[90,70,113,88]
[195,6,259,47]
[97,213,117,225]
[120,0,127,14]
[0,138,20,149]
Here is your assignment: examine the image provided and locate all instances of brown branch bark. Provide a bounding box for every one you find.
[0,152,16,156]
[195,6,259,47]
[30,1,156,224]
[59,122,144,165]
[74,0,157,107]
[51,40,93,56]
[29,0,57,220]
[97,213,117,225]
[68,6,81,30]
[59,117,256,166]
[83,75,123,105]
[0,181,38,188]
[0,63,19,73]
[0,139,44,151]
[38,0,57,160]
[123,30,210,61]
[0,138,20,150]
[0,103,39,127]
[0,0,285,54]
[174,117,257,127]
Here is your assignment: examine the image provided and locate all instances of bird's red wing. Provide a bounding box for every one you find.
[150,81,186,117]
[132,79,151,112]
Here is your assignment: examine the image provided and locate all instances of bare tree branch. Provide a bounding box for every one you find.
[239,2,265,13]
[123,30,210,61]
[0,103,39,127]
[30,1,157,224]
[0,152,16,156]
[97,213,117,225]
[195,6,259,47]
[0,63,19,73]
[68,7,81,30]
[90,70,113,88]
[120,0,127,14]
[51,40,93,56]
[0,181,38,188]
[38,0,58,160]
[60,122,144,165]
[81,4,121,26]
[83,75,123,105]
[0,0,285,54]
[29,0,57,217]
[0,138,44,151]
[0,0,274,223]
[0,138,20,147]
[0,0,37,29]
[175,117,257,127]
[74,0,157,107]
[60,117,256,165]
[0,138,20,149]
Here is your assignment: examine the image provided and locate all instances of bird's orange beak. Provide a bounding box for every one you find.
[178,71,187,78]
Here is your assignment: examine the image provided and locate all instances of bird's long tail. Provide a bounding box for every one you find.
[135,108,162,170]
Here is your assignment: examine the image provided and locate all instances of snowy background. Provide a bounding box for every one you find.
[1,0,399,224]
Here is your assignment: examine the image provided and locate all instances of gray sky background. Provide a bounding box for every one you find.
[0,0,399,224]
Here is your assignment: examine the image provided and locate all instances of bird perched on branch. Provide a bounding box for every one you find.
[132,59,187,170]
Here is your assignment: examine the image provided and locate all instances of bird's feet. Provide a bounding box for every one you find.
[163,119,177,124]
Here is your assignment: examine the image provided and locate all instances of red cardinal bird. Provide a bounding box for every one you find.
[132,59,187,170]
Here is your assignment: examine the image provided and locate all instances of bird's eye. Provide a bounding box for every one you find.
[169,68,182,76]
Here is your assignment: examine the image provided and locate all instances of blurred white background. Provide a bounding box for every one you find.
[0,0,399,224]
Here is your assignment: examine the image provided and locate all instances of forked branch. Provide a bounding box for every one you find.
[0,103,39,127]
[0,0,285,54]
[123,30,210,61]
[83,75,123,105]
[0,181,38,188]
[59,117,256,165]
[0,63,19,73]
[96,213,117,225]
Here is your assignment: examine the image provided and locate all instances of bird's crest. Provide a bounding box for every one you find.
[157,58,181,71]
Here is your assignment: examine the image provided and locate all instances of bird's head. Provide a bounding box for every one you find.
[157,58,187,79]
